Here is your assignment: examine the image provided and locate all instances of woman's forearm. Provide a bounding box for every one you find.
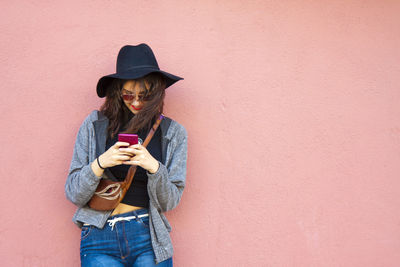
[91,157,105,177]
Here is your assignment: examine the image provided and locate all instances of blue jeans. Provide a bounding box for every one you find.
[80,208,173,267]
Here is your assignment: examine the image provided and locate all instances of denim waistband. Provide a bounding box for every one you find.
[106,208,149,230]
[108,208,149,220]
[82,208,149,227]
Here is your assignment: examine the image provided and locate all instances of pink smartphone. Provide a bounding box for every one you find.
[118,134,139,147]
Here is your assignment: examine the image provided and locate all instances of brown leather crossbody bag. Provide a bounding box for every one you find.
[87,115,164,211]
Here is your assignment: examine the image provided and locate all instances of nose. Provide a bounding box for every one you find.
[132,98,141,106]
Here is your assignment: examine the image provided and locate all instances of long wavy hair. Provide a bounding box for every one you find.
[100,73,166,138]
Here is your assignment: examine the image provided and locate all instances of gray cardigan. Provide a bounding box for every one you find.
[65,110,187,264]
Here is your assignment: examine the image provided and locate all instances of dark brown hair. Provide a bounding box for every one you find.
[100,73,166,138]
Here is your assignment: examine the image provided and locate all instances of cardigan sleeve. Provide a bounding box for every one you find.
[146,123,187,212]
[65,113,101,207]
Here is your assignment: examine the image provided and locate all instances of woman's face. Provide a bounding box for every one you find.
[121,80,148,114]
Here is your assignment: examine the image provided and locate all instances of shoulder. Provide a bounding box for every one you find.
[85,110,100,123]
[79,110,100,126]
[76,110,100,133]
[162,116,187,140]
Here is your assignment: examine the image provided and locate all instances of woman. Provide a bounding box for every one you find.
[65,44,187,266]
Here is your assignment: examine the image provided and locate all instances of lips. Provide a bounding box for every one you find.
[131,105,142,111]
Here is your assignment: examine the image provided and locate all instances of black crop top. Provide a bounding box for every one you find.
[105,114,162,208]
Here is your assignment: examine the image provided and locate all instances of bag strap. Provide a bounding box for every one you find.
[120,114,164,199]
[142,114,165,148]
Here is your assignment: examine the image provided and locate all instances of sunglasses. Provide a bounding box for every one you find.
[121,89,152,102]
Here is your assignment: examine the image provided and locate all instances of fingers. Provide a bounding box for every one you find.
[109,155,131,166]
[118,147,137,154]
[120,144,145,155]
[123,155,159,174]
[115,143,153,168]
[129,144,145,150]
[102,142,136,167]
[118,147,135,157]
[114,141,130,148]
[122,160,141,166]
[122,150,146,166]
[112,154,132,162]
[130,144,141,149]
[131,153,146,161]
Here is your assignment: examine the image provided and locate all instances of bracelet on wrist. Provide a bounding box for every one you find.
[97,157,105,170]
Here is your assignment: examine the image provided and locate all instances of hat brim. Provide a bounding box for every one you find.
[96,69,183,98]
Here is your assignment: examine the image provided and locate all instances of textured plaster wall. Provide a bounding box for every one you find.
[1,0,400,266]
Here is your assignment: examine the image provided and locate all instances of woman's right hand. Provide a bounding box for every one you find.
[98,142,135,168]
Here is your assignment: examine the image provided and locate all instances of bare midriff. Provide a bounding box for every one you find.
[111,203,145,216]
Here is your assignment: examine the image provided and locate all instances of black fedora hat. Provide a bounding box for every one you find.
[96,43,183,97]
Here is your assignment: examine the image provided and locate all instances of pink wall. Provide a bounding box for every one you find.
[1,0,400,266]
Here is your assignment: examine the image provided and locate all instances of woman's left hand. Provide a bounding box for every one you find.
[120,144,159,174]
